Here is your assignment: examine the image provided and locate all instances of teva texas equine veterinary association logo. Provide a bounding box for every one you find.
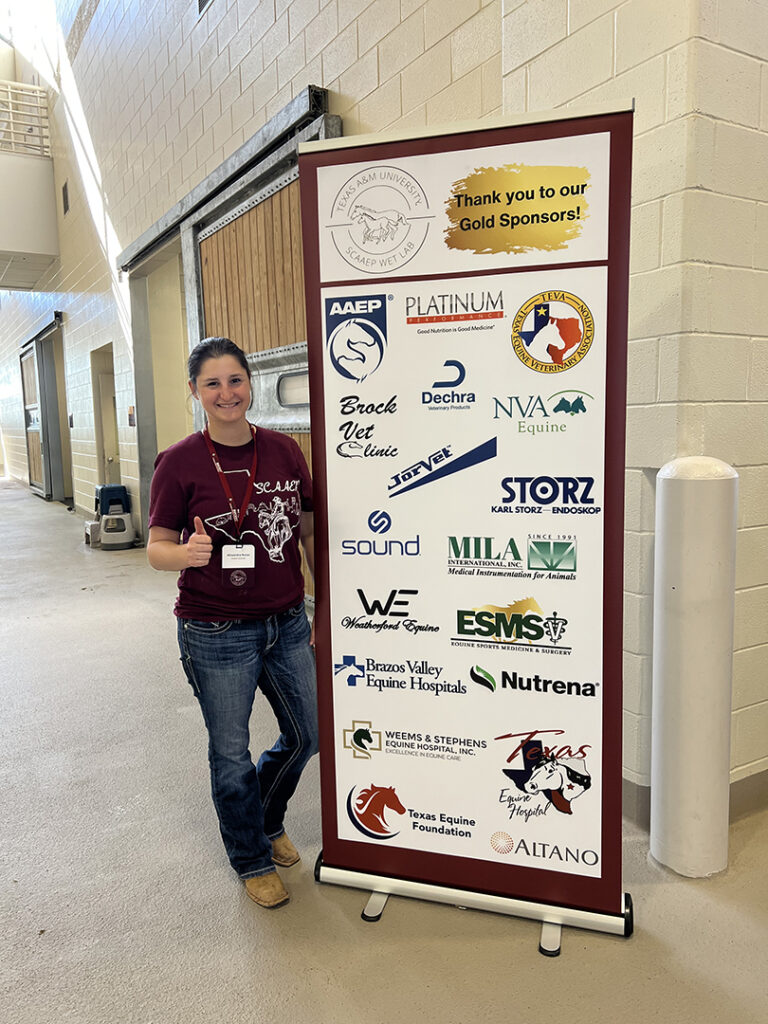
[346,783,406,839]
[327,165,431,274]
[511,291,594,373]
[325,295,388,382]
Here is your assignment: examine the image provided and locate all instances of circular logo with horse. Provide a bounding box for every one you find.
[229,570,247,587]
[511,291,594,373]
[346,783,406,840]
[327,318,386,382]
[329,165,430,275]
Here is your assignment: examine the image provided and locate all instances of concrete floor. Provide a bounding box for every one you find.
[1,476,766,1024]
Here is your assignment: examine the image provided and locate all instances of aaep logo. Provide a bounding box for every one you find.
[325,295,388,382]
[328,165,431,275]
[512,291,594,373]
[347,783,406,839]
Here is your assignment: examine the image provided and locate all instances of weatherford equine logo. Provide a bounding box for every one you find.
[495,730,593,824]
[346,783,406,839]
[422,360,476,410]
[341,510,420,557]
[453,599,571,655]
[343,721,382,759]
[325,295,388,382]
[335,392,399,459]
[388,437,497,497]
[493,475,601,515]
[205,489,302,563]
[334,653,465,697]
[512,291,594,373]
[328,165,431,274]
[528,534,577,575]
[492,390,593,435]
[341,590,440,636]
[470,665,598,698]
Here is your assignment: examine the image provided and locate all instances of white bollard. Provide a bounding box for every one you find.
[650,457,738,877]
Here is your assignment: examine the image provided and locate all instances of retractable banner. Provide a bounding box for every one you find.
[299,108,632,925]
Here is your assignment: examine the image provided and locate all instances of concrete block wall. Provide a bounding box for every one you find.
[501,0,768,785]
[0,0,501,517]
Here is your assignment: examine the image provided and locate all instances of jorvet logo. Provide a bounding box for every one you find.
[492,475,601,515]
[422,360,476,411]
[347,783,406,839]
[452,600,571,655]
[496,730,593,820]
[325,295,388,382]
[447,535,525,578]
[343,720,382,760]
[328,165,431,275]
[388,437,497,497]
[511,291,594,373]
[469,665,598,698]
[341,510,420,557]
[528,534,577,575]
[492,390,593,436]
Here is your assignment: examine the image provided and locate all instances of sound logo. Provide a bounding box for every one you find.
[347,783,406,839]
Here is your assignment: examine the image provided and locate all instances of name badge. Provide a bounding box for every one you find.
[221,544,255,569]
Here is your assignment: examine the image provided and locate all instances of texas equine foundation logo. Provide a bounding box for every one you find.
[511,291,594,373]
[346,783,406,839]
[453,600,571,655]
[325,295,389,383]
[328,165,431,274]
[492,390,593,436]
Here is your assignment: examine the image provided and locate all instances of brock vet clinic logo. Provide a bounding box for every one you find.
[327,165,431,275]
[346,783,406,839]
[512,290,594,373]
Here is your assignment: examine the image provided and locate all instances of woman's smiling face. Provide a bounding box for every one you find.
[190,355,251,428]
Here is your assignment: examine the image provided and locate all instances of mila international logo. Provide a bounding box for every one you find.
[511,291,594,373]
[346,783,406,839]
[325,295,388,382]
[528,536,577,573]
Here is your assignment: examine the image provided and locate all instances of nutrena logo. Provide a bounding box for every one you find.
[347,783,406,839]
[325,295,388,382]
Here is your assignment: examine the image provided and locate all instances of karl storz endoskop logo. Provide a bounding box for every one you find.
[325,295,388,382]
[511,290,594,373]
[327,165,431,274]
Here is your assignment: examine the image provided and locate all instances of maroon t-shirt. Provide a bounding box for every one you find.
[149,428,313,620]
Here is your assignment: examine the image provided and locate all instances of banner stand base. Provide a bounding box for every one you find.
[315,854,633,956]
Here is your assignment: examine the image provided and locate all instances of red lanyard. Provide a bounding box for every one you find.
[202,425,258,540]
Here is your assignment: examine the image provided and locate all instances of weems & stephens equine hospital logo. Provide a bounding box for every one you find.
[327,165,431,275]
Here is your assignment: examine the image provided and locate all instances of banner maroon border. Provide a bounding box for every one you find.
[299,110,632,917]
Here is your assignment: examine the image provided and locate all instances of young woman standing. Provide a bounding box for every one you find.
[147,337,317,909]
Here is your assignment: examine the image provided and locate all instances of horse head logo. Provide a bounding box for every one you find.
[523,754,592,815]
[327,318,386,382]
[347,783,406,839]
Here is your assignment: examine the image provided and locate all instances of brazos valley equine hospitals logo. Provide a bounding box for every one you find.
[325,295,389,382]
[512,291,594,373]
[327,165,431,274]
[347,783,406,839]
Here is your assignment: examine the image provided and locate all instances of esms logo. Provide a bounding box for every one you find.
[492,390,592,436]
[326,295,388,382]
[347,783,406,839]
[454,600,570,653]
[511,291,594,373]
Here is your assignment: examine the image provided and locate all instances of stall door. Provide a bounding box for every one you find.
[20,347,44,492]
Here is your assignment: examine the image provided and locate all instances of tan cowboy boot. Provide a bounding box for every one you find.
[271,832,300,867]
[244,871,289,908]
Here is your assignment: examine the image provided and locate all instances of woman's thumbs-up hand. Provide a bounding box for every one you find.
[186,516,213,567]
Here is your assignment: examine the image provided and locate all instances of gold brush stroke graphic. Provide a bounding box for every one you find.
[445,165,591,254]
[474,598,543,643]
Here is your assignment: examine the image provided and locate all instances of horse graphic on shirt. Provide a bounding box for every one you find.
[204,484,302,563]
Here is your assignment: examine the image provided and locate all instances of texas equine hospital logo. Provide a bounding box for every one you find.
[325,295,388,382]
[327,165,431,274]
[346,783,406,839]
[511,290,594,373]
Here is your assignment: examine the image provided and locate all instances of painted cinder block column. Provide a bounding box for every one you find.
[650,456,738,877]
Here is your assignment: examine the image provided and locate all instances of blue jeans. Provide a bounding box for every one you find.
[177,603,318,879]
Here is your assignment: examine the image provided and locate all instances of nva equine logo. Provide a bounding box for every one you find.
[347,783,406,839]
[325,295,388,382]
